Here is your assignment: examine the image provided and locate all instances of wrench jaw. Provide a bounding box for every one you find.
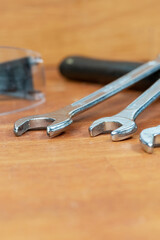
[111,120,137,141]
[89,116,137,141]
[47,117,73,138]
[88,117,119,137]
[139,127,160,153]
[14,115,56,136]
[14,104,74,137]
[14,113,73,138]
[140,130,154,153]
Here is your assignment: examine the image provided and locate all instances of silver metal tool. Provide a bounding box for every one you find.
[140,125,160,153]
[89,79,160,141]
[14,56,160,138]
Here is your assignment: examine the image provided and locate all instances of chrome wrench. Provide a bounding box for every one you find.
[140,125,160,153]
[89,79,160,141]
[14,56,160,138]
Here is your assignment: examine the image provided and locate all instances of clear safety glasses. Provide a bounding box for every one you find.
[0,46,45,116]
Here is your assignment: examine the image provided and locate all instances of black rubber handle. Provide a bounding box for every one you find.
[59,56,160,91]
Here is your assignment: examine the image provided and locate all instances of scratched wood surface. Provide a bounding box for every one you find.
[0,0,160,239]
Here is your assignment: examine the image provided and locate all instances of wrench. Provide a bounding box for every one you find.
[140,125,160,153]
[89,79,160,141]
[14,56,160,138]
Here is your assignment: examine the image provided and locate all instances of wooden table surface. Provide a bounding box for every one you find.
[0,69,159,240]
[0,0,160,239]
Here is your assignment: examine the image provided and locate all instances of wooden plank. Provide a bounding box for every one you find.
[0,0,160,238]
[0,0,160,65]
[0,69,159,239]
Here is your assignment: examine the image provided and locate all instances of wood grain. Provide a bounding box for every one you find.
[0,0,160,239]
[0,69,160,240]
[0,0,160,65]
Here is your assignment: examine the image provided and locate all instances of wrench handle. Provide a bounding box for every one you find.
[70,58,160,116]
[124,78,160,120]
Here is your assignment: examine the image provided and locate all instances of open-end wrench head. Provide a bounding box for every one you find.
[89,116,137,141]
[14,114,56,136]
[14,107,73,137]
[140,126,160,153]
